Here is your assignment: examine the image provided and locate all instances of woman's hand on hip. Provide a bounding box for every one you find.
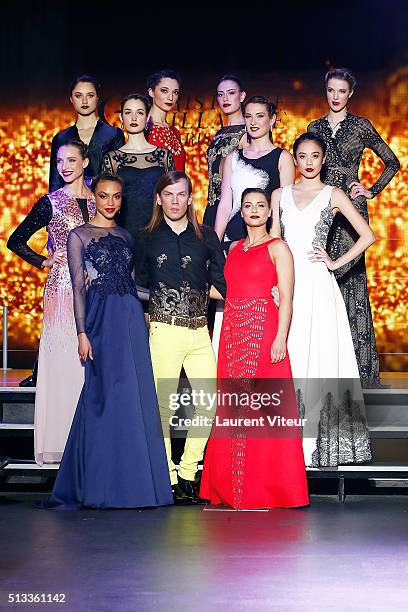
[349,181,373,200]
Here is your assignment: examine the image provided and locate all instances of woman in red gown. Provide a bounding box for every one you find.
[146,69,186,171]
[200,188,308,509]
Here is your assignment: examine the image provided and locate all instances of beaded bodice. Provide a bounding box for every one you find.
[48,190,96,252]
[67,224,137,334]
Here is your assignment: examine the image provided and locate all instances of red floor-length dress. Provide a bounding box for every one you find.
[200,239,309,509]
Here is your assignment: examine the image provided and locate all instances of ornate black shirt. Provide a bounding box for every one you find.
[135,220,226,318]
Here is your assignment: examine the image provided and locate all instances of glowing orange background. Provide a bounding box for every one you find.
[0,68,407,370]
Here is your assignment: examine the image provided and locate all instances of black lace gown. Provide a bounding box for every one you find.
[48,224,173,508]
[203,124,246,228]
[308,113,400,387]
[102,147,174,239]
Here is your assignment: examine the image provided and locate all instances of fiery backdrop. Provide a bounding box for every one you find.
[0,69,407,370]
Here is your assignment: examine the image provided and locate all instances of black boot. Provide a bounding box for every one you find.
[171,483,201,506]
[19,358,38,387]
[178,476,208,504]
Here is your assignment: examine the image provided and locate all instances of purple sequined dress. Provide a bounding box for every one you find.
[8,188,95,464]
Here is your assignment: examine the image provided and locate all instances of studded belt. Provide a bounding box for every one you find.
[150,313,207,329]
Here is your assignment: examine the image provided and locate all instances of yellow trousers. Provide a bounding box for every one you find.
[149,321,216,485]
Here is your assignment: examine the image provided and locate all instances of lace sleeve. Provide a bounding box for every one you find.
[67,229,87,335]
[166,150,175,171]
[306,119,321,136]
[7,195,52,269]
[362,118,400,196]
[101,152,114,173]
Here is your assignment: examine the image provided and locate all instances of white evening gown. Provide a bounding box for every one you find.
[280,185,372,467]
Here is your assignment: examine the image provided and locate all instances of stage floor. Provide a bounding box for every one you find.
[0,494,407,611]
[1,369,408,388]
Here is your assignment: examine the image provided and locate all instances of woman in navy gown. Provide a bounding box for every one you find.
[47,172,173,509]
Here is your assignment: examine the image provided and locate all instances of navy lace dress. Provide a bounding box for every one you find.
[48,223,173,508]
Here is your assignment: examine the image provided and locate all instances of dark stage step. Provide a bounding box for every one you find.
[1,371,408,500]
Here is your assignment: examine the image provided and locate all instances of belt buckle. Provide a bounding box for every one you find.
[188,317,198,330]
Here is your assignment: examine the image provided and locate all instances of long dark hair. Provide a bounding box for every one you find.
[146,171,203,240]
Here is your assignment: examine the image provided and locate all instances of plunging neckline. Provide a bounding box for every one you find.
[325,112,349,139]
[290,185,329,212]
[75,119,100,147]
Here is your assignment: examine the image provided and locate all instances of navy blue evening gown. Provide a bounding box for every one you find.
[48,223,173,508]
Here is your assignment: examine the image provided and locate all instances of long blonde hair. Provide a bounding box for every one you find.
[146,171,203,240]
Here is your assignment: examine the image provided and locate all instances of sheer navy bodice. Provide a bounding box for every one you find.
[67,224,137,334]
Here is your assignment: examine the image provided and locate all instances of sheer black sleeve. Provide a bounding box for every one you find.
[67,229,87,335]
[361,119,400,196]
[166,150,175,171]
[7,195,52,269]
[204,227,226,298]
[49,135,63,193]
[101,152,114,173]
[133,232,151,312]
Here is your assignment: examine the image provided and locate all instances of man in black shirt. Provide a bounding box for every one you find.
[136,171,226,503]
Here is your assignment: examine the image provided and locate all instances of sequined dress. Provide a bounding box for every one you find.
[47,224,173,508]
[146,121,186,171]
[203,124,246,228]
[200,239,308,509]
[7,189,96,464]
[308,113,400,387]
[280,184,372,467]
